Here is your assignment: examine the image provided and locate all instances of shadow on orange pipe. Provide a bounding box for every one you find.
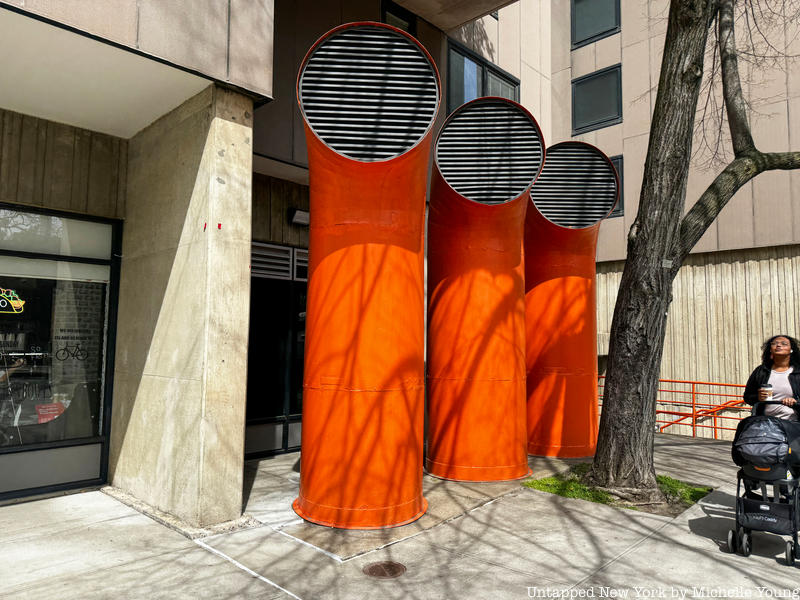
[292,23,440,528]
[427,98,544,481]
[525,142,619,458]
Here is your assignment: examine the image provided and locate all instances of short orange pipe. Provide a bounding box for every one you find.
[292,23,440,528]
[525,142,618,458]
[426,98,544,481]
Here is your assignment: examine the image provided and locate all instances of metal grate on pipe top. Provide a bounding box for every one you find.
[530,142,618,228]
[435,99,544,205]
[299,25,439,162]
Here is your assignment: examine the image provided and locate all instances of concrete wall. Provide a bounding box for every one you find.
[0,0,274,98]
[110,85,252,527]
[0,107,126,218]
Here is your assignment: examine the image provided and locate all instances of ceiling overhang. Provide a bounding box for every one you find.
[394,0,515,31]
[0,6,212,139]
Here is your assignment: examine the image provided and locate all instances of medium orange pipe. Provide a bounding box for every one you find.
[292,23,440,528]
[525,142,619,457]
[426,98,544,481]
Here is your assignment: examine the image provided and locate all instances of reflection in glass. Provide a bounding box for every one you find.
[0,209,112,260]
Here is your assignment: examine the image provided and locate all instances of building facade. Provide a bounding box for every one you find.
[545,0,800,424]
[0,0,532,525]
[2,0,796,523]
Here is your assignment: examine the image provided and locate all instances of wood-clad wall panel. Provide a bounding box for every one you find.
[0,108,126,219]
[598,245,800,385]
[252,172,309,248]
[597,246,800,438]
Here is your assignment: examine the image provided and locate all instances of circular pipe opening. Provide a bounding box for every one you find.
[298,24,439,162]
[435,98,544,205]
[530,141,619,228]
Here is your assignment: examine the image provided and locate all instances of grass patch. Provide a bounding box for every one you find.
[656,474,712,507]
[523,464,712,514]
[523,463,614,505]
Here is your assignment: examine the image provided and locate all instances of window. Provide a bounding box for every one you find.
[572,64,622,134]
[382,0,417,37]
[609,155,624,217]
[448,41,519,114]
[572,0,620,48]
[0,209,114,450]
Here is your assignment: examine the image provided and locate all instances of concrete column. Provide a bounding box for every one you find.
[110,85,252,526]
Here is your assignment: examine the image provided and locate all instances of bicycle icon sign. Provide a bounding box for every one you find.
[55,344,88,361]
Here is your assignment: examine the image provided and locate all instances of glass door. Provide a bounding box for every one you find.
[0,206,120,499]
[245,244,306,457]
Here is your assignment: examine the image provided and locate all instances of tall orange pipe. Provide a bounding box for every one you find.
[525,142,619,457]
[426,98,544,481]
[292,23,440,528]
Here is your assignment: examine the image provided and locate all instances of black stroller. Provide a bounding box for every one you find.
[729,401,800,564]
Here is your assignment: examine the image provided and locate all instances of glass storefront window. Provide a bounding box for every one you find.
[0,268,109,447]
[0,207,112,450]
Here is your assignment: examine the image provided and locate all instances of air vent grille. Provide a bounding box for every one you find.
[530,143,618,228]
[436,100,543,205]
[299,26,439,162]
[251,243,292,280]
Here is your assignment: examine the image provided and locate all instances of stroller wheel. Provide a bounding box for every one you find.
[727,529,738,553]
[786,541,795,566]
[740,532,752,557]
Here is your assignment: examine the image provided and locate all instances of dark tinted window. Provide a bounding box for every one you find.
[572,65,622,134]
[448,42,518,114]
[572,0,620,47]
[609,155,624,217]
[382,0,417,36]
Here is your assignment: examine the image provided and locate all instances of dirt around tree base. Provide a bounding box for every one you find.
[598,485,707,517]
[609,497,693,517]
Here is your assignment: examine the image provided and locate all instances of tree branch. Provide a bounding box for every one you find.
[719,0,755,154]
[678,150,800,257]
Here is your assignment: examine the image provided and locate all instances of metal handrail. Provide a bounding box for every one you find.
[597,376,748,439]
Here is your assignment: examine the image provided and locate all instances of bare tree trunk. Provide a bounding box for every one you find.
[587,0,718,499]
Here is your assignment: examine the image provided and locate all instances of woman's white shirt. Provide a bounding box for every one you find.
[765,367,797,420]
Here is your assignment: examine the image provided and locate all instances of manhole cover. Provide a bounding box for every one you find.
[362,561,407,579]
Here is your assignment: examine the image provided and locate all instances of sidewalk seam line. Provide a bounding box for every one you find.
[194,539,304,600]
[273,528,345,563]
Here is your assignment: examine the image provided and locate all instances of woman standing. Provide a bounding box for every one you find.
[743,335,800,420]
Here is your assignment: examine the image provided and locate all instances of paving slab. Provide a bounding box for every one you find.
[0,491,288,600]
[575,493,800,596]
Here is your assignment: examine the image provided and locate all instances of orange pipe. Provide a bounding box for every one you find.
[525,142,618,457]
[426,98,544,481]
[293,23,440,528]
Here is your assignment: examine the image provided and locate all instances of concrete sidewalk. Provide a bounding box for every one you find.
[1,434,795,599]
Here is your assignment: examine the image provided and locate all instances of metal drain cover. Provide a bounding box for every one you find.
[362,561,407,579]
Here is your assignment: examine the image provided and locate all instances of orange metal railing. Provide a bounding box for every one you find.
[597,377,748,439]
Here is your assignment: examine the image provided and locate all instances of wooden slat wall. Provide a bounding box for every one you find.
[0,108,127,218]
[252,172,309,247]
[597,246,800,438]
